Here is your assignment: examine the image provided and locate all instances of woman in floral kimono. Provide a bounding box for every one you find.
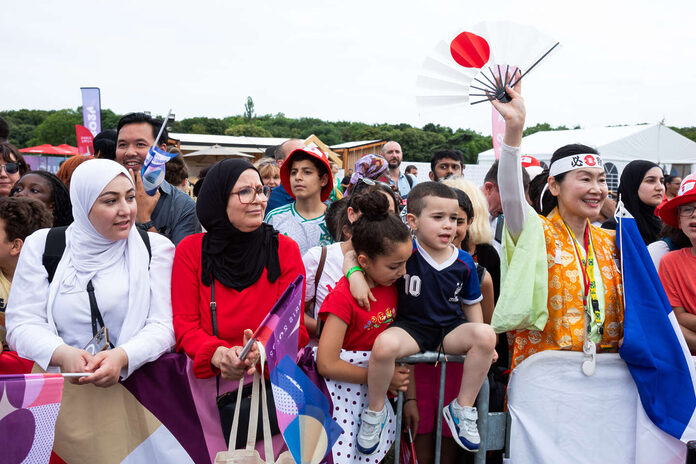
[490,81,623,370]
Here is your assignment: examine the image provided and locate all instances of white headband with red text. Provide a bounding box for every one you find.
[549,153,604,178]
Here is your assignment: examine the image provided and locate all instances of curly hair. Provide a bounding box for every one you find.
[0,197,53,242]
[56,155,94,189]
[11,171,73,227]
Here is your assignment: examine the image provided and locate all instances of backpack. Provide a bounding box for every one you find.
[42,226,152,283]
[405,173,414,188]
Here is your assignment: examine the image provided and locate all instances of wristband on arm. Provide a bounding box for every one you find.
[345,265,364,280]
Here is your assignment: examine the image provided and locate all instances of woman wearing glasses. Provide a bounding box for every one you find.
[172,158,308,380]
[657,173,696,354]
[0,143,29,197]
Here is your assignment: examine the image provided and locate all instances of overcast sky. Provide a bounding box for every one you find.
[3,0,695,136]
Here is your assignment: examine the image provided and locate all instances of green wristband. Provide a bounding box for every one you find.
[345,265,364,280]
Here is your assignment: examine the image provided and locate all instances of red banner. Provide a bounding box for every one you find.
[75,124,94,155]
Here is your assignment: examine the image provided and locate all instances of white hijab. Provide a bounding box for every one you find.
[47,159,150,343]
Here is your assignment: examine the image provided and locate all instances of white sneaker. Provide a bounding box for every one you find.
[443,401,480,452]
[356,407,388,455]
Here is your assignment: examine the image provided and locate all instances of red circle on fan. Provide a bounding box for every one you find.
[584,155,596,166]
[450,31,490,68]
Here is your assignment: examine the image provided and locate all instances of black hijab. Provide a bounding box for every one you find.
[196,159,280,291]
[617,160,663,245]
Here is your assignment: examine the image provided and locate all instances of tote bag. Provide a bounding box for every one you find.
[215,345,294,464]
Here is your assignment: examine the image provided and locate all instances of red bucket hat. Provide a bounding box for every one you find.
[280,146,334,202]
[520,155,540,168]
[659,173,696,228]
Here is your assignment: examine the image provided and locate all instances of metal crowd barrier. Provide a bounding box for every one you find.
[393,351,509,464]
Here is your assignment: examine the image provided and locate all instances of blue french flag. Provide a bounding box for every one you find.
[141,145,177,196]
[617,204,696,441]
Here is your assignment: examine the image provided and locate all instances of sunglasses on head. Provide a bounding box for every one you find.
[359,177,392,189]
[0,162,20,175]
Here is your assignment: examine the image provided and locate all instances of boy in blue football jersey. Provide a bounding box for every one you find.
[349,182,497,455]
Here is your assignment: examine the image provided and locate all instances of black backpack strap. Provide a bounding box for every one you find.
[406,173,414,188]
[43,226,69,284]
[44,227,152,283]
[137,228,152,266]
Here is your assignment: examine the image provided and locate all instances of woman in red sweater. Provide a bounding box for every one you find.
[172,158,308,379]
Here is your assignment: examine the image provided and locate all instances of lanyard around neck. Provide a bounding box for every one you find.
[564,222,603,335]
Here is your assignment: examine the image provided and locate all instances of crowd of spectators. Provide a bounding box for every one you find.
[0,102,693,462]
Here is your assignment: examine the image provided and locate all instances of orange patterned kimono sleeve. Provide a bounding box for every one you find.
[510,209,624,369]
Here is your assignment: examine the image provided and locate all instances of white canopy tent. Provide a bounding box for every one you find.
[477,124,696,189]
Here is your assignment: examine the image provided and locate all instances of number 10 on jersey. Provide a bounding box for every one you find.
[403,274,421,297]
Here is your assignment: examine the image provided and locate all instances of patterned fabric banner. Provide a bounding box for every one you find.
[0,373,64,464]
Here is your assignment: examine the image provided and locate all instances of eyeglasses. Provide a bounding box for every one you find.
[231,185,271,204]
[678,205,696,218]
[0,162,20,175]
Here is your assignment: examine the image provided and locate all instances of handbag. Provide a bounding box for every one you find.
[215,346,294,464]
[304,246,327,337]
[210,279,281,447]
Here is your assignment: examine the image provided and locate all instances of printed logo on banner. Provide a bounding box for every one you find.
[80,88,102,137]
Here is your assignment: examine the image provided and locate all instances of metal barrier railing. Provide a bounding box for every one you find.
[393,351,508,464]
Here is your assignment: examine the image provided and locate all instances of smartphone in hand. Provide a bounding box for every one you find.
[84,327,110,355]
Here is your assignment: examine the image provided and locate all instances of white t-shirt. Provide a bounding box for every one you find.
[302,242,345,318]
[648,240,671,271]
[490,214,502,255]
[265,203,334,255]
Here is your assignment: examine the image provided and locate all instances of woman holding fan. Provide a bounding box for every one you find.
[490,79,624,370]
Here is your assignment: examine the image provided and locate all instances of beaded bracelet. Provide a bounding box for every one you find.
[345,265,364,280]
[404,398,417,404]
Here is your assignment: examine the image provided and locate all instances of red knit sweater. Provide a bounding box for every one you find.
[172,233,308,378]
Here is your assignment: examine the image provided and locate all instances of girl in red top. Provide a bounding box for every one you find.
[315,190,412,463]
[172,158,308,380]
[658,173,696,353]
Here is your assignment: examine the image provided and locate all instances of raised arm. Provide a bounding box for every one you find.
[490,79,527,242]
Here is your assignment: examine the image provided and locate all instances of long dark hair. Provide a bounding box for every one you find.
[657,223,690,251]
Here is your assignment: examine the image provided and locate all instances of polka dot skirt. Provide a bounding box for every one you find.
[314,348,396,463]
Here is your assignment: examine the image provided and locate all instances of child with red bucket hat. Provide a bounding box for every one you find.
[265,146,334,255]
[657,173,696,352]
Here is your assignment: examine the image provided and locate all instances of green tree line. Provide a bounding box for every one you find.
[2,108,694,164]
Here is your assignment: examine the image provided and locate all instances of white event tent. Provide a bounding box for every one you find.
[477,124,696,189]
